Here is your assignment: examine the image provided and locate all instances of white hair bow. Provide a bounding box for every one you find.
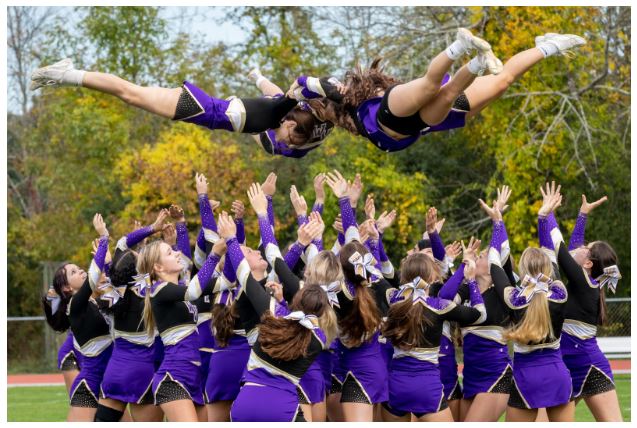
[519,273,552,301]
[320,281,341,308]
[284,311,319,330]
[348,251,381,280]
[131,273,152,296]
[596,265,621,294]
[393,276,429,305]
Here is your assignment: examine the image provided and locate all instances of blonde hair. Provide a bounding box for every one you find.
[504,247,554,344]
[303,251,342,345]
[136,240,163,337]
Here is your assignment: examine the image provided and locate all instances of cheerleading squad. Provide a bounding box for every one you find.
[32,29,587,157]
[42,172,622,422]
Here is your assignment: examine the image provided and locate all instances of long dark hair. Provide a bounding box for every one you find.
[589,241,618,325]
[211,301,238,348]
[337,241,381,347]
[308,58,400,135]
[42,263,72,332]
[258,286,329,360]
[382,253,437,350]
[284,107,318,146]
[110,250,137,318]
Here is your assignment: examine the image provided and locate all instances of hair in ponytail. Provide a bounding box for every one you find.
[504,248,555,344]
[337,241,381,347]
[136,241,163,337]
[42,263,72,332]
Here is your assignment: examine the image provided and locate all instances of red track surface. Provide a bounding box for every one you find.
[8,360,631,386]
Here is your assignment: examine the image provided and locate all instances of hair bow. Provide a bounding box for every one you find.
[519,273,552,301]
[131,273,152,297]
[392,276,429,305]
[596,265,621,294]
[348,251,381,280]
[320,281,341,308]
[284,311,319,330]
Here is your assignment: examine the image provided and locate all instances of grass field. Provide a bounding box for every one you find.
[7,375,631,422]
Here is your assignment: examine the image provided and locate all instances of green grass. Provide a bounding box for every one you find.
[7,375,631,422]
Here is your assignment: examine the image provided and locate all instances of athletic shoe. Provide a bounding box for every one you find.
[536,33,586,56]
[457,27,492,53]
[247,67,262,82]
[480,49,504,75]
[30,58,77,90]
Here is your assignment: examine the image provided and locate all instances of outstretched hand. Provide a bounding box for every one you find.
[364,194,376,220]
[325,170,349,199]
[169,204,185,222]
[538,181,562,217]
[290,185,308,217]
[231,200,245,220]
[261,172,278,196]
[217,211,237,239]
[376,209,397,234]
[92,213,109,237]
[347,173,363,208]
[152,209,170,233]
[494,185,512,215]
[478,198,502,222]
[425,207,438,234]
[580,194,607,215]
[162,223,177,246]
[247,183,268,216]
[195,172,208,195]
[313,173,326,204]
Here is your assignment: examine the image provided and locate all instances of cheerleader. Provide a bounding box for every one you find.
[290,31,586,153]
[324,170,396,422]
[539,186,622,421]
[491,183,573,421]
[64,214,114,421]
[247,68,334,158]
[42,282,81,395]
[247,182,332,421]
[381,246,486,422]
[96,211,170,422]
[438,187,515,422]
[30,61,323,153]
[135,228,226,421]
[214,211,336,422]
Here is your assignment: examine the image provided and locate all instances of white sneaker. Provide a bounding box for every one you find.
[537,33,586,56]
[480,50,504,75]
[30,58,77,90]
[457,28,492,53]
[247,67,261,82]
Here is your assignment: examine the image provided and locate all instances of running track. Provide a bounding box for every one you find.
[7,360,631,387]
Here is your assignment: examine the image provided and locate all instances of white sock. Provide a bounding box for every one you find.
[537,42,559,58]
[467,56,484,75]
[445,40,466,60]
[255,75,267,89]
[63,69,86,86]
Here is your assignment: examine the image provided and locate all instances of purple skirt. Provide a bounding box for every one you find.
[298,351,331,403]
[379,336,394,370]
[205,334,250,403]
[462,334,511,398]
[70,343,113,403]
[438,336,460,400]
[560,333,614,397]
[388,357,445,414]
[330,340,346,392]
[100,338,155,403]
[231,368,300,421]
[511,348,572,409]
[340,333,389,403]
[58,331,81,370]
[153,332,204,406]
[180,81,234,132]
[153,335,164,371]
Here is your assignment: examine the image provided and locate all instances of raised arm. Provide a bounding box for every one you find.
[116,209,167,254]
[288,75,345,103]
[170,205,192,260]
[326,170,360,243]
[568,194,607,250]
[261,172,278,229]
[196,173,220,245]
[425,208,446,262]
[231,200,247,245]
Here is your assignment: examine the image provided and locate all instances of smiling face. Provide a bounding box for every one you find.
[154,242,184,277]
[240,245,268,272]
[65,263,88,293]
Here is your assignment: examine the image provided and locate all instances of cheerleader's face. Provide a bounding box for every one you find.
[155,242,184,276]
[240,245,268,272]
[475,250,489,277]
[65,263,87,293]
[571,244,593,270]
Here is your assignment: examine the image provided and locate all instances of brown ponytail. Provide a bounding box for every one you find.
[211,302,238,348]
[338,241,381,347]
